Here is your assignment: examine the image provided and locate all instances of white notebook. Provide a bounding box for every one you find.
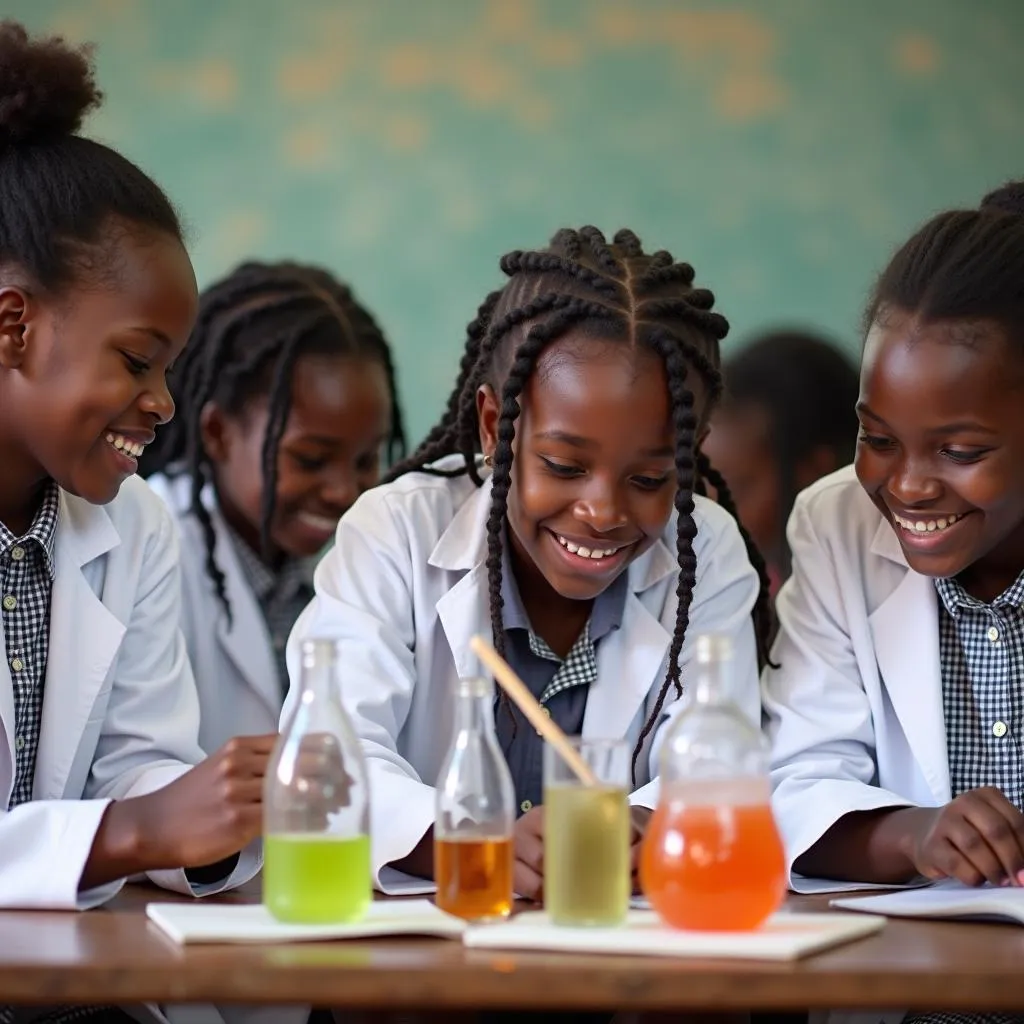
[832,879,1024,924]
[146,898,465,945]
[463,910,885,961]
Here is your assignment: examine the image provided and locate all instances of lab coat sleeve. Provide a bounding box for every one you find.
[630,503,761,809]
[86,496,260,899]
[763,492,913,885]
[284,490,433,889]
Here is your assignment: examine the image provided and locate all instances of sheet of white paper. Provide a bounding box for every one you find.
[376,866,437,897]
[464,909,885,961]
[146,898,464,945]
[790,875,932,895]
[832,879,1024,924]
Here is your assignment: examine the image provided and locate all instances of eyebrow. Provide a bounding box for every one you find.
[131,327,173,349]
[857,403,998,436]
[534,429,674,457]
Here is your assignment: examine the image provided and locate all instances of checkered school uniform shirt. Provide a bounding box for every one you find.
[227,529,316,697]
[935,571,1024,809]
[0,490,135,1024]
[901,575,1024,1024]
[0,484,59,809]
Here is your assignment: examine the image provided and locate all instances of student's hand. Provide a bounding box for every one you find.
[137,733,278,868]
[629,805,653,894]
[512,805,545,902]
[902,787,1024,887]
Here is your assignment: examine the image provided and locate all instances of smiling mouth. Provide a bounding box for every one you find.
[296,512,340,533]
[892,511,967,535]
[554,533,631,561]
[105,432,146,460]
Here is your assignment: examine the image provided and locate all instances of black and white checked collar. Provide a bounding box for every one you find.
[0,482,60,581]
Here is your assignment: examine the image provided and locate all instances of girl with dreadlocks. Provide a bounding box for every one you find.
[142,260,405,754]
[285,226,773,901]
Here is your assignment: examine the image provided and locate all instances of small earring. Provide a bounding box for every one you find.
[483,453,493,467]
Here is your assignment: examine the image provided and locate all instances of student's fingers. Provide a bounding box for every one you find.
[513,824,545,875]
[513,859,544,903]
[922,834,986,887]
[959,790,1024,883]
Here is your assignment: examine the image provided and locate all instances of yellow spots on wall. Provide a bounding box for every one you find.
[282,124,333,169]
[279,53,348,100]
[150,60,238,109]
[894,34,940,76]
[383,114,429,151]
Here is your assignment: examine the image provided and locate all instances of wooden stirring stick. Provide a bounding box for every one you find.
[470,634,598,787]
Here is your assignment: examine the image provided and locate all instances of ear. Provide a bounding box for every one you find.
[199,401,232,464]
[794,444,840,490]
[0,286,31,370]
[476,383,500,459]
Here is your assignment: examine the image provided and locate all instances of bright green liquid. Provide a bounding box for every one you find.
[263,833,371,924]
[545,784,630,927]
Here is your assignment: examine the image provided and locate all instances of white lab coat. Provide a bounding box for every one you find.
[764,464,954,880]
[762,468,950,1024]
[0,475,277,1024]
[284,457,762,888]
[145,473,284,754]
[0,474,260,909]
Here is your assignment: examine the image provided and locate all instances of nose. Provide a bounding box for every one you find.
[141,377,175,426]
[572,479,630,534]
[888,453,942,506]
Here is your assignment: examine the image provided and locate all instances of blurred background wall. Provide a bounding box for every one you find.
[9,0,1024,444]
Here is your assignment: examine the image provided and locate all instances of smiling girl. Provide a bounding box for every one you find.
[766,183,1024,920]
[142,260,405,754]
[285,226,773,901]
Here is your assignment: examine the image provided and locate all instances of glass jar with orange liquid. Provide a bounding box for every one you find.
[434,677,516,921]
[640,633,787,932]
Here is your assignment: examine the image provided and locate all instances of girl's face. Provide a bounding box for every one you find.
[0,230,197,519]
[204,352,392,561]
[477,333,708,607]
[856,310,1024,601]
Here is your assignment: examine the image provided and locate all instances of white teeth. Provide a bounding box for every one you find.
[106,433,145,459]
[555,535,620,560]
[894,513,961,534]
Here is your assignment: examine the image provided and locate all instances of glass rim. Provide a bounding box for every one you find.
[557,736,628,751]
[455,676,494,697]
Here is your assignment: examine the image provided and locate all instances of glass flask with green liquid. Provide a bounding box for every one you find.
[263,638,371,923]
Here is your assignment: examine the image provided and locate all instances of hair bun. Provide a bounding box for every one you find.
[0,20,102,151]
[980,180,1024,216]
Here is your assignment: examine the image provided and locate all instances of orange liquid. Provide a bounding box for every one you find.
[640,801,786,931]
[434,835,514,921]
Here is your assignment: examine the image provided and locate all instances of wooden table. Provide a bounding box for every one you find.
[0,885,1022,1013]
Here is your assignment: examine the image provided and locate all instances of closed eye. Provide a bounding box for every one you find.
[539,456,583,478]
[122,352,151,376]
[857,430,894,451]
[632,474,670,491]
[942,448,992,465]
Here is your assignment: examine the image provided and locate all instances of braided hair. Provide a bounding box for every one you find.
[140,260,406,622]
[386,227,775,779]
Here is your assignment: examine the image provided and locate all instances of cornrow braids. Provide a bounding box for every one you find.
[392,227,773,780]
[140,259,406,623]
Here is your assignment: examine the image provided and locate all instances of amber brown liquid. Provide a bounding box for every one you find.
[434,835,514,921]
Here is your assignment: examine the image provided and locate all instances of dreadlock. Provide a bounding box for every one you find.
[386,227,775,781]
[140,259,406,623]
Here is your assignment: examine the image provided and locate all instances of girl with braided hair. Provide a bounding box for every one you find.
[142,260,404,754]
[285,226,773,901]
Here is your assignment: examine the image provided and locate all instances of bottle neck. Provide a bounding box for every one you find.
[692,659,728,707]
[454,683,496,737]
[299,640,337,702]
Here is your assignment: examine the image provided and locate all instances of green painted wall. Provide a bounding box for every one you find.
[9,0,1024,442]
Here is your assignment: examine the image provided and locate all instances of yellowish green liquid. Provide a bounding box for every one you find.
[545,784,630,927]
[263,833,371,924]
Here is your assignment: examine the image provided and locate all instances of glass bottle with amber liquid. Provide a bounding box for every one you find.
[434,676,516,921]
